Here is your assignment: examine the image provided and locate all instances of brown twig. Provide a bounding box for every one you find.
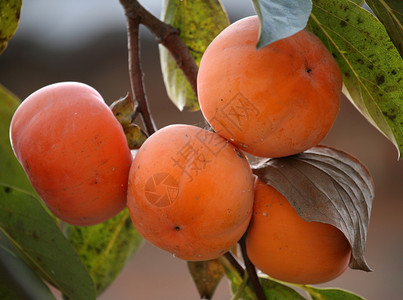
[224,251,245,278]
[239,237,266,300]
[120,0,157,135]
[119,0,198,97]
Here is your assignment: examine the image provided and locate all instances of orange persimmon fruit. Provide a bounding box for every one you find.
[10,82,132,226]
[245,179,351,284]
[197,16,342,158]
[127,124,254,261]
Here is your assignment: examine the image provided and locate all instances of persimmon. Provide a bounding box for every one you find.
[245,179,351,284]
[127,124,254,261]
[197,16,342,158]
[10,82,132,226]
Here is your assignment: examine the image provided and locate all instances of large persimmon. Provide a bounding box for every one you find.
[10,82,132,226]
[245,180,351,284]
[127,124,254,261]
[197,16,342,158]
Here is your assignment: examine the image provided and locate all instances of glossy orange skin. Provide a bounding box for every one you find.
[10,82,132,226]
[246,180,351,284]
[197,16,342,158]
[127,124,254,261]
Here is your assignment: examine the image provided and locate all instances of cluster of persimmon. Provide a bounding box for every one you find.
[10,16,350,284]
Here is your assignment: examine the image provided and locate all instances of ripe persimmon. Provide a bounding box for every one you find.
[10,82,132,226]
[197,16,342,158]
[127,124,254,261]
[245,179,351,284]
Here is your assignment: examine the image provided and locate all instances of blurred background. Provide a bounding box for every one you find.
[0,1,402,299]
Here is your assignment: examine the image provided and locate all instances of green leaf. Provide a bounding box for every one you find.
[302,285,365,300]
[218,256,257,300]
[187,259,225,299]
[365,0,403,58]
[260,277,307,299]
[219,255,307,300]
[159,0,229,111]
[0,0,22,54]
[309,0,403,159]
[64,208,143,296]
[252,0,312,49]
[0,185,96,300]
[0,231,56,300]
[0,84,35,194]
[252,145,374,271]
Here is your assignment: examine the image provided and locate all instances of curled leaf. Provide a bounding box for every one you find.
[187,259,225,299]
[252,145,375,271]
[124,123,148,149]
[109,93,137,127]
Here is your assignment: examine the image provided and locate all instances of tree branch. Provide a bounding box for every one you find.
[239,237,266,300]
[224,251,245,278]
[119,0,198,96]
[120,0,157,135]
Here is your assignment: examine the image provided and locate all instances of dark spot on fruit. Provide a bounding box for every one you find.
[376,75,385,85]
[306,68,312,73]
[174,226,180,231]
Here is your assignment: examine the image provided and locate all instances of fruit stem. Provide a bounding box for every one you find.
[239,237,266,300]
[224,251,245,277]
[119,0,157,135]
[119,0,198,100]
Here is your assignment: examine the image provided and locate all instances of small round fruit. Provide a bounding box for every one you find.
[197,16,342,158]
[127,124,254,261]
[10,82,132,226]
[246,180,351,284]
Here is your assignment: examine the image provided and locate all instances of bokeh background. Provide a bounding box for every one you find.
[0,1,402,299]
